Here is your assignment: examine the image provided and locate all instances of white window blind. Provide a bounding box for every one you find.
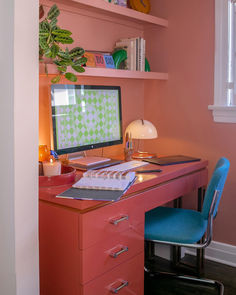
[209,0,236,123]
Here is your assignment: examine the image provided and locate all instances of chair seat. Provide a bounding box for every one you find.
[145,206,208,244]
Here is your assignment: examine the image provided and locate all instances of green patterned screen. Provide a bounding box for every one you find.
[51,85,122,154]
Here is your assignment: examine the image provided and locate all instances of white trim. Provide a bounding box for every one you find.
[185,241,236,267]
[209,0,236,122]
[208,105,236,122]
[213,0,229,106]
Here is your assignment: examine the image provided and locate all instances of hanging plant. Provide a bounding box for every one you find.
[39,4,87,83]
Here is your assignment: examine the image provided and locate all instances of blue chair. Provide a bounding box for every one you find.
[145,157,230,294]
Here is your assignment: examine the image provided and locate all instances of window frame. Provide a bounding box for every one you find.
[208,0,236,123]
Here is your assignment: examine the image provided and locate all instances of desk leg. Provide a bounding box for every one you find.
[197,187,206,276]
[172,197,183,267]
[197,187,205,212]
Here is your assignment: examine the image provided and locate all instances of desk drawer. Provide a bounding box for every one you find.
[80,223,144,284]
[79,196,144,249]
[82,252,144,295]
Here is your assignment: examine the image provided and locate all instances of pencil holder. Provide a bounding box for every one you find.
[124,148,134,161]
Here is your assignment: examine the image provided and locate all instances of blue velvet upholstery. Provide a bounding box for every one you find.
[202,157,230,219]
[145,207,208,243]
[145,157,230,244]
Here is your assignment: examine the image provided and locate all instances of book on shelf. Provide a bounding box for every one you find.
[56,170,136,201]
[115,37,146,71]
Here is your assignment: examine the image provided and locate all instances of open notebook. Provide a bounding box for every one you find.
[56,170,136,201]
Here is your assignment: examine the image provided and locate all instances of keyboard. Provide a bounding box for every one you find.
[101,160,148,172]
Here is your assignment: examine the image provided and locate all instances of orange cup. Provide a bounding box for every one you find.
[38,145,50,162]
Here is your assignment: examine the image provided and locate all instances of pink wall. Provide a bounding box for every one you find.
[39,0,236,246]
[144,0,236,245]
[39,1,145,157]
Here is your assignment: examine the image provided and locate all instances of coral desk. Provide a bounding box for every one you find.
[39,160,208,295]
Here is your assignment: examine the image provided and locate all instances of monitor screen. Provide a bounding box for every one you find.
[51,85,123,155]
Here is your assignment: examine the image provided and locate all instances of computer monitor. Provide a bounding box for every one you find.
[50,84,123,156]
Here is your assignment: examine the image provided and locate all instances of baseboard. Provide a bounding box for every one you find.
[185,241,236,267]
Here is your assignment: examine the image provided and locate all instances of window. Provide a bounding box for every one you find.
[208,0,236,122]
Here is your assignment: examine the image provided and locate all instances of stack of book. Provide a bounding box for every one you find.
[56,170,136,201]
[115,37,146,71]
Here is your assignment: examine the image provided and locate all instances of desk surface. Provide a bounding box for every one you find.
[39,160,208,213]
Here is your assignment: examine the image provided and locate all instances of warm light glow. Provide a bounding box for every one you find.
[138,175,144,182]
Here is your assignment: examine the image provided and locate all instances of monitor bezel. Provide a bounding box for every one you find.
[51,84,123,155]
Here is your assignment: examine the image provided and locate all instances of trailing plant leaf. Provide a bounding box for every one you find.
[72,65,85,73]
[54,36,73,44]
[74,57,87,66]
[47,4,60,20]
[57,50,70,60]
[50,44,59,58]
[59,60,73,66]
[51,75,61,84]
[50,18,57,28]
[57,66,67,73]
[52,29,72,36]
[39,39,49,50]
[40,21,50,32]
[44,48,52,58]
[69,47,85,58]
[39,4,86,83]
[65,72,77,82]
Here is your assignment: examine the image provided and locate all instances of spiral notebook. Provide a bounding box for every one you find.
[56,170,136,201]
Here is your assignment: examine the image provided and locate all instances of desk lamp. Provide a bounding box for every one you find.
[125,119,158,159]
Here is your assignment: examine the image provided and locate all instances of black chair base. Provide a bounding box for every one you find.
[145,267,224,295]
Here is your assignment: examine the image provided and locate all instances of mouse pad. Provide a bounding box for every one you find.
[143,155,201,166]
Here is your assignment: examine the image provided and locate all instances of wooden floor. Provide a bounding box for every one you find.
[144,255,236,295]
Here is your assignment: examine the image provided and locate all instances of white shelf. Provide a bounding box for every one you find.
[41,0,168,27]
[39,63,168,80]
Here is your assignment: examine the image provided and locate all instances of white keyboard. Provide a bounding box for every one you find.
[101,160,148,172]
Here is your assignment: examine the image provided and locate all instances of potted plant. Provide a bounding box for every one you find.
[39,4,87,83]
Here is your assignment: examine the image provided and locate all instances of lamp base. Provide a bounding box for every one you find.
[132,151,156,159]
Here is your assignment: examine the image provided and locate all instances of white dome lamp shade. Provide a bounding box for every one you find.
[125,119,158,159]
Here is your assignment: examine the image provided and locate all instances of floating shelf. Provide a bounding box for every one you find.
[39,64,168,80]
[42,0,168,27]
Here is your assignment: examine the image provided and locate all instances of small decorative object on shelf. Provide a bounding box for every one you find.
[129,0,151,14]
[103,54,115,68]
[94,53,106,67]
[84,52,96,67]
[117,0,128,7]
[39,4,87,83]
[104,0,127,7]
[112,49,127,69]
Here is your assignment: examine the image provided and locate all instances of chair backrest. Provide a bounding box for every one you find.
[202,157,230,220]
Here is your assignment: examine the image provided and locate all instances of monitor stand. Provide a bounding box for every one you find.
[68,152,110,167]
[67,152,121,170]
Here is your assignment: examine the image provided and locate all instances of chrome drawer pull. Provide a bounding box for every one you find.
[110,280,129,294]
[109,215,129,225]
[110,246,128,258]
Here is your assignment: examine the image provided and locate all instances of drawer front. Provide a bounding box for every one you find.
[79,196,144,249]
[82,252,144,295]
[80,223,144,284]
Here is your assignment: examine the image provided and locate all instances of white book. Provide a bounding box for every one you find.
[140,38,146,72]
[120,37,139,71]
[73,170,136,191]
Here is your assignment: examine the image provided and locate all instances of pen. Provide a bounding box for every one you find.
[136,169,162,174]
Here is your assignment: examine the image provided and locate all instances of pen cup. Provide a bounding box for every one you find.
[124,148,134,161]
